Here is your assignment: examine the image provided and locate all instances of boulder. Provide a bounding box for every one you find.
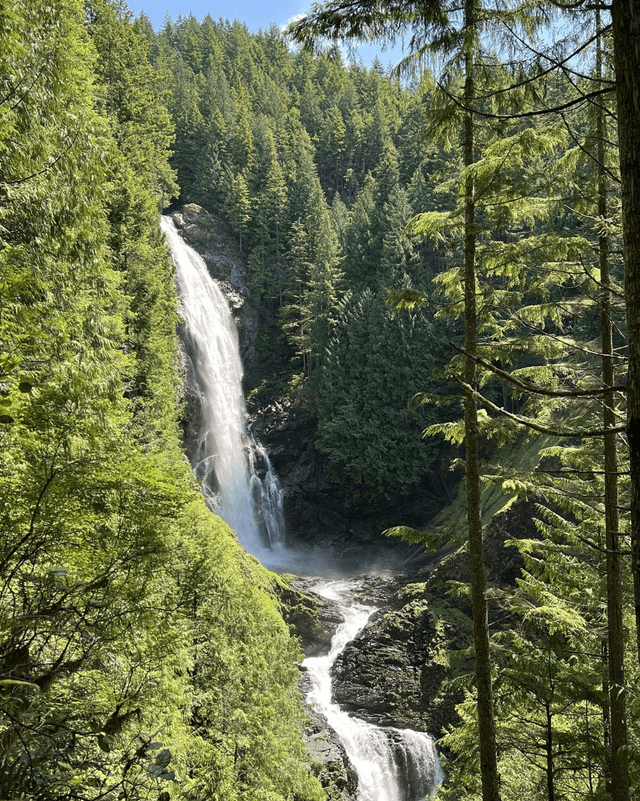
[277,579,345,657]
[331,596,452,734]
[327,499,539,737]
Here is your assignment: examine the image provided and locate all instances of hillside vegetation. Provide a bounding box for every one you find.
[144,6,640,800]
[0,2,322,799]
[3,1,640,800]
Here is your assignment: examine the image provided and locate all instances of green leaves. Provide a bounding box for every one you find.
[146,748,174,780]
[386,287,427,314]
[0,6,321,801]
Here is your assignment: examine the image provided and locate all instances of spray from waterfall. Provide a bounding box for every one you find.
[162,215,443,797]
[161,215,285,559]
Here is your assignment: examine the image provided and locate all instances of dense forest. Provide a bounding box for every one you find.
[144,11,454,495]
[2,0,640,800]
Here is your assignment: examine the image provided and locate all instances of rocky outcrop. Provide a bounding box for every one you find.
[275,580,358,798]
[322,500,537,738]
[331,588,461,737]
[277,579,345,657]
[278,574,459,738]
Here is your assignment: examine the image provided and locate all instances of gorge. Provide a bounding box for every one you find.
[161,214,444,800]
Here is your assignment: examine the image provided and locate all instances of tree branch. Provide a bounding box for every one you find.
[450,343,627,396]
[453,375,626,437]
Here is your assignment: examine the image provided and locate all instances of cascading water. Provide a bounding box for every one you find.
[304,580,443,801]
[161,215,443,799]
[161,215,285,558]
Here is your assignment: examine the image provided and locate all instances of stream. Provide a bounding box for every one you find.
[303,579,443,801]
[162,214,443,800]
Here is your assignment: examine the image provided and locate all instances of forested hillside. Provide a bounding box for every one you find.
[139,15,453,495]
[0,2,322,799]
[3,0,640,800]
[284,0,639,799]
[145,4,640,800]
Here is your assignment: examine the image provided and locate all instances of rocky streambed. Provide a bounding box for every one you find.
[278,495,538,799]
[285,577,443,801]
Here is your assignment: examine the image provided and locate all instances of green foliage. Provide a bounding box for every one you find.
[0,4,323,800]
[175,503,324,801]
[4,2,639,801]
[315,287,442,493]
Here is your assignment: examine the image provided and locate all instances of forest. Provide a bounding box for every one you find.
[1,0,640,799]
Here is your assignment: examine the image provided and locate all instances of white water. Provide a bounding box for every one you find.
[304,581,444,801]
[161,215,285,559]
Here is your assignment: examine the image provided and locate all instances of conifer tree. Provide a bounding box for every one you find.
[223,169,252,253]
[289,9,502,796]
[609,0,640,673]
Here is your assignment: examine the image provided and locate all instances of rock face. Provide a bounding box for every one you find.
[328,584,460,738]
[280,501,538,743]
[251,405,447,568]
[279,575,456,741]
[276,580,359,799]
[331,599,449,732]
[277,579,345,657]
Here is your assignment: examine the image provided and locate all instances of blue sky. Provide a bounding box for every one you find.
[125,0,405,69]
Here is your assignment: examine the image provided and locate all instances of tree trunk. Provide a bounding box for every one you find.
[597,16,630,799]
[611,0,640,667]
[545,701,555,801]
[463,1,501,798]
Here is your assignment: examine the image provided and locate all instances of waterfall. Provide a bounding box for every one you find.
[304,580,443,801]
[161,215,443,798]
[161,215,285,559]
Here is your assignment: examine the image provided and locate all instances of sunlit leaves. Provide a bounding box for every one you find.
[0,4,321,800]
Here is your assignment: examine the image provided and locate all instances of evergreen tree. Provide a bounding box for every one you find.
[315,287,441,493]
[0,5,324,800]
[222,168,252,253]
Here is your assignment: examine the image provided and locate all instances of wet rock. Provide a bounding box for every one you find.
[327,500,539,737]
[251,406,444,569]
[277,579,344,657]
[331,596,451,734]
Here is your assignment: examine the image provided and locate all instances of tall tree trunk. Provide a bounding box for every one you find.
[611,0,640,667]
[463,1,501,798]
[544,701,555,801]
[597,15,630,800]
